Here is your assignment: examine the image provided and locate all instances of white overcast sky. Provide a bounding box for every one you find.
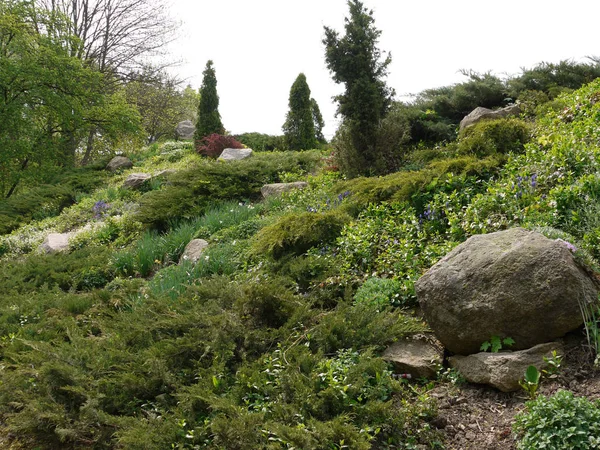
[166,0,600,139]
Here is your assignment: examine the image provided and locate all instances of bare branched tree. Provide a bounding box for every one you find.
[36,0,177,76]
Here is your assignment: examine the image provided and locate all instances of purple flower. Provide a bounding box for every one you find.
[556,238,577,253]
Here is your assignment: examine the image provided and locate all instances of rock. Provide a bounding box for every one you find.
[123,173,151,189]
[175,120,195,140]
[416,227,598,355]
[382,335,443,379]
[449,342,563,392]
[40,233,72,253]
[106,156,133,172]
[180,239,209,264]
[154,169,177,178]
[218,148,253,161]
[459,104,521,130]
[261,182,309,199]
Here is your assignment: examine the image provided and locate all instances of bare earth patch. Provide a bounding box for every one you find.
[429,332,600,449]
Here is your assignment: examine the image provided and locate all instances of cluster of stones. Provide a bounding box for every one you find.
[384,227,599,391]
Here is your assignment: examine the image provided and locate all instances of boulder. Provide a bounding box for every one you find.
[175,120,195,140]
[449,342,562,392]
[261,182,309,199]
[154,169,177,178]
[106,156,133,172]
[459,104,521,130]
[123,173,151,189]
[180,239,209,264]
[382,335,444,379]
[40,233,72,253]
[218,148,253,161]
[416,228,598,355]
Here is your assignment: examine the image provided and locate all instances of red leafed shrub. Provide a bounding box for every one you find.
[196,134,244,158]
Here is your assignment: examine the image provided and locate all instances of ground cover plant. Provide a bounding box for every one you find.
[2,69,600,450]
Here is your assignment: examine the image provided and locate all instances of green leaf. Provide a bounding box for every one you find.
[502,337,516,348]
[524,365,540,384]
[480,341,491,352]
[490,335,502,353]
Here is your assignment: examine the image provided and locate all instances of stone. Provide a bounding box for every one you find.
[180,239,209,264]
[123,173,151,189]
[382,335,444,379]
[449,342,563,392]
[106,156,133,172]
[40,233,72,253]
[459,104,522,130]
[175,120,195,140]
[261,182,309,199]
[218,148,253,161]
[416,227,599,355]
[154,169,177,178]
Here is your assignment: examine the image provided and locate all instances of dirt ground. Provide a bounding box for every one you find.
[429,331,600,449]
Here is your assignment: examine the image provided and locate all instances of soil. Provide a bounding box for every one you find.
[429,330,600,449]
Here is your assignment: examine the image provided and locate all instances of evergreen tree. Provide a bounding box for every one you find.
[311,98,326,143]
[323,0,395,176]
[283,73,318,150]
[195,60,224,141]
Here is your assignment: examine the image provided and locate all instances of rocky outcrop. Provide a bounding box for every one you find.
[449,342,562,392]
[261,182,308,199]
[123,173,151,189]
[175,120,195,140]
[218,148,252,161]
[459,104,521,130]
[106,156,133,172]
[40,233,72,253]
[180,239,209,264]
[416,228,598,355]
[382,335,444,379]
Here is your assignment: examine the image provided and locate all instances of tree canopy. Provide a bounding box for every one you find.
[283,73,318,150]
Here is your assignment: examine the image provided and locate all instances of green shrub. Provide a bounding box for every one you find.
[252,209,352,259]
[457,118,531,157]
[354,277,403,308]
[513,390,600,450]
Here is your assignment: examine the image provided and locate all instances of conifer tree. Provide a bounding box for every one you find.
[283,73,318,150]
[195,60,224,141]
[323,0,394,176]
[311,98,326,143]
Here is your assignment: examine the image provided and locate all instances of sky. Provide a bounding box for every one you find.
[166,0,600,140]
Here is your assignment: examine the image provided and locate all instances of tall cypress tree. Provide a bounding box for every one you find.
[311,98,326,143]
[195,60,224,141]
[283,73,318,150]
[323,0,394,176]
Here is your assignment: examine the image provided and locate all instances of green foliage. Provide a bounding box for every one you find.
[457,118,531,157]
[195,60,224,141]
[252,209,352,259]
[519,365,541,399]
[234,132,287,151]
[513,390,600,449]
[479,335,515,353]
[137,151,321,229]
[354,277,403,308]
[283,73,318,150]
[323,0,395,176]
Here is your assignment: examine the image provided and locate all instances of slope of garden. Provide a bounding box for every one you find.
[1,80,600,449]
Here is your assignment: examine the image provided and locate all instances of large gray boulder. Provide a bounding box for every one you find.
[449,342,562,392]
[261,182,308,199]
[459,104,521,130]
[106,156,133,172]
[180,239,209,264]
[123,173,151,189]
[382,335,443,379]
[218,148,252,161]
[41,233,72,253]
[175,120,195,140]
[416,228,598,355]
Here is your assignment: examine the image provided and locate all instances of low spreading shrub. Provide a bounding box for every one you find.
[513,390,600,450]
[457,117,531,157]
